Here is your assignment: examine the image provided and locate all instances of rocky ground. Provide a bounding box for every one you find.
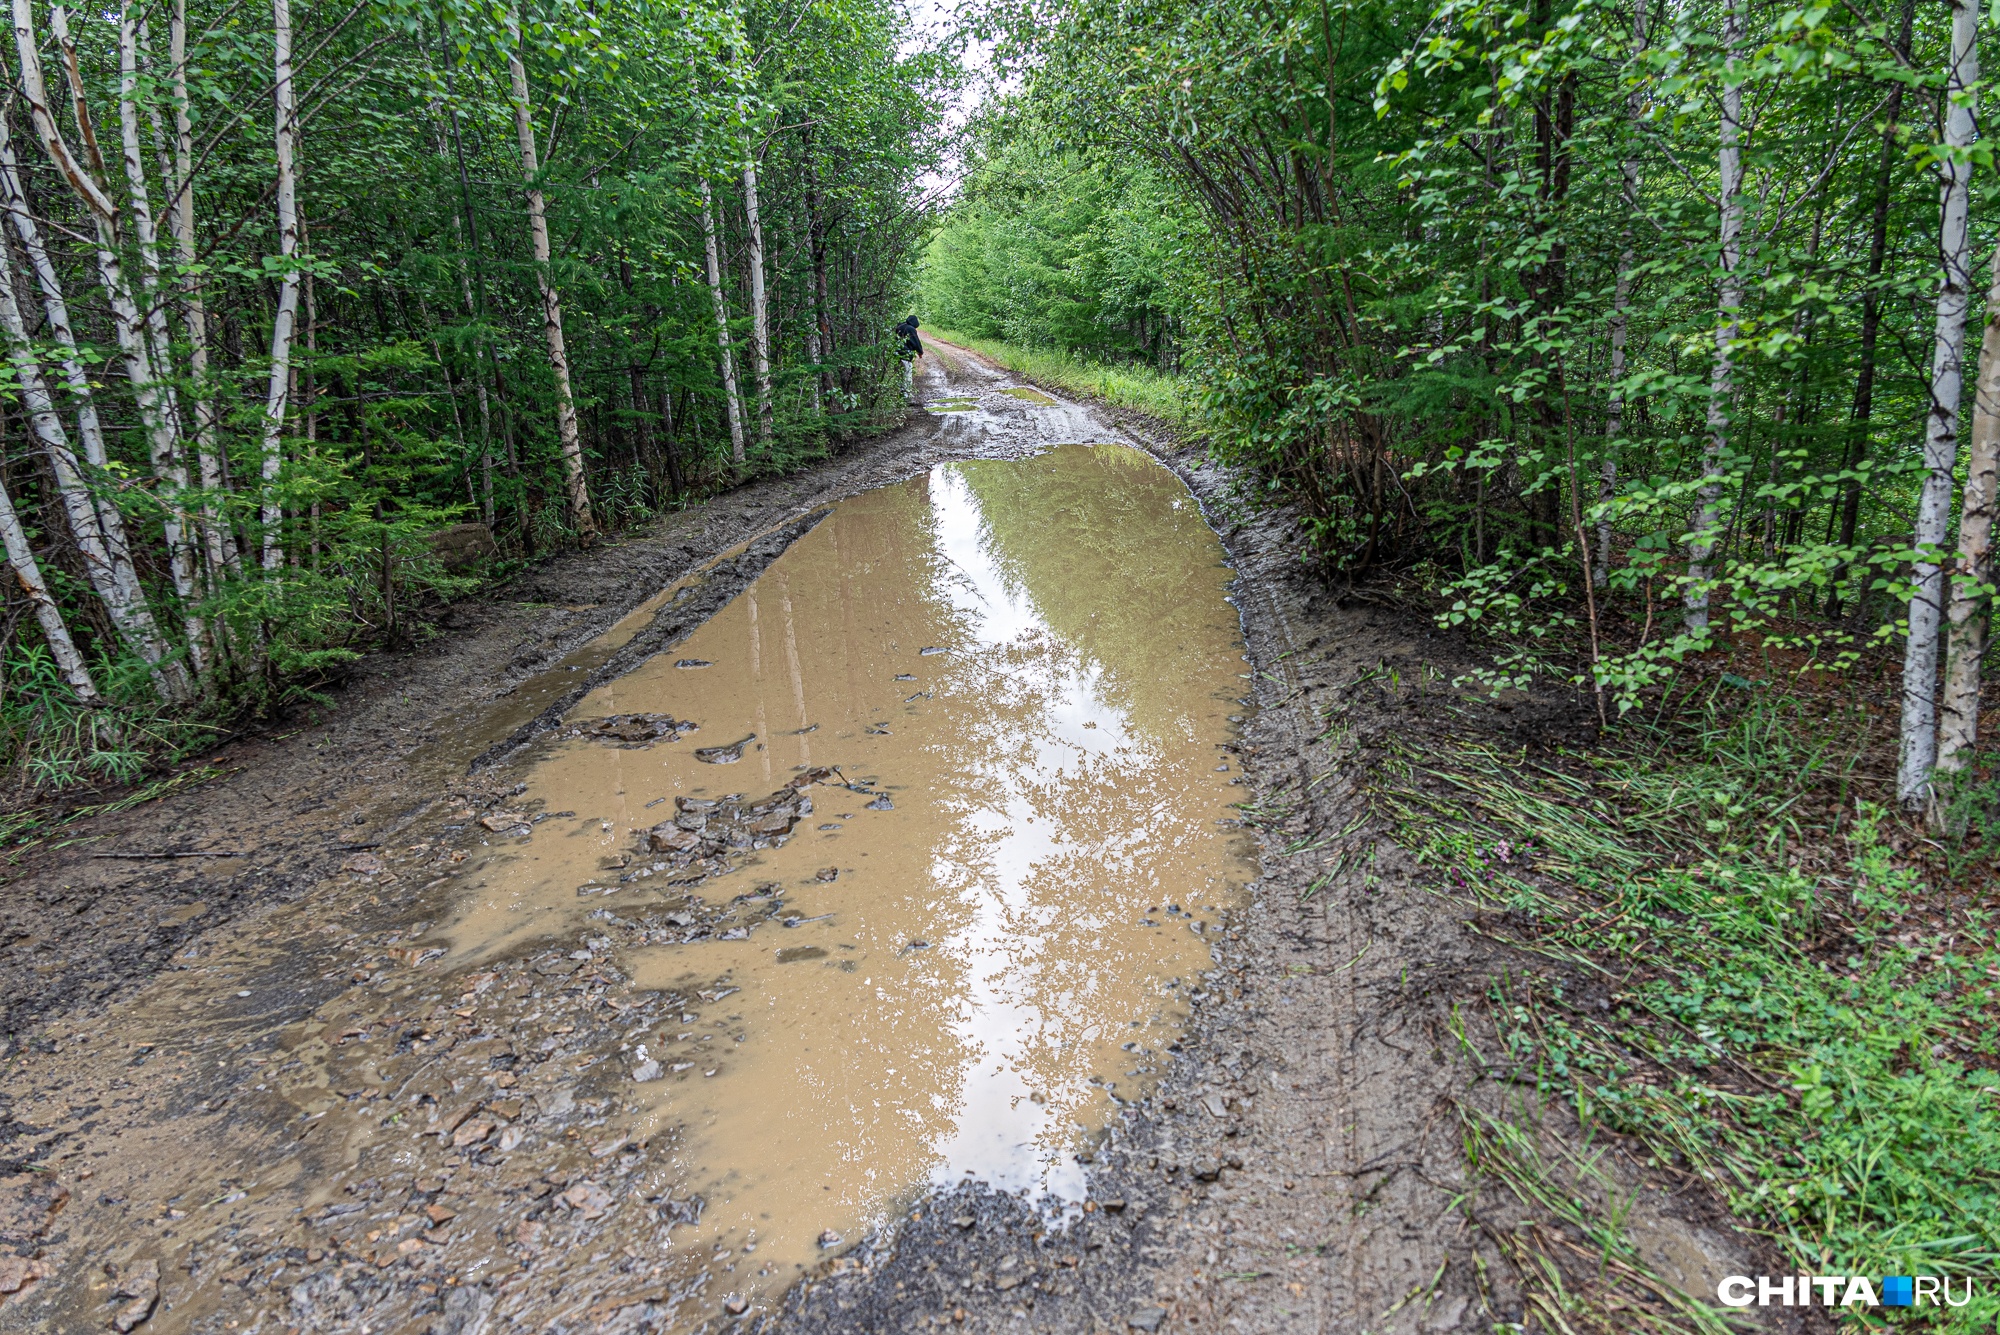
[0,344,1804,1334]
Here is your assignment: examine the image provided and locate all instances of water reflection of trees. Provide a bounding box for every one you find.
[947,446,1240,746]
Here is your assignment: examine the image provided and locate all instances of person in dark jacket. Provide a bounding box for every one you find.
[896,316,923,400]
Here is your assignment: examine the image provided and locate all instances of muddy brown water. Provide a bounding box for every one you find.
[448,444,1254,1305]
[10,440,1255,1332]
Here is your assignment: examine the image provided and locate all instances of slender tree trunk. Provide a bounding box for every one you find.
[656,382,684,495]
[0,471,97,701]
[117,9,180,440]
[701,178,747,469]
[164,0,232,578]
[743,148,774,450]
[256,0,300,573]
[1686,0,1745,636]
[114,4,207,672]
[1939,240,2000,781]
[1900,0,1981,810]
[1597,0,1647,586]
[505,22,594,537]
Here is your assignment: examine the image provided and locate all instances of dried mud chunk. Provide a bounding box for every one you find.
[574,713,695,746]
[658,1195,704,1226]
[110,1258,159,1332]
[639,784,819,865]
[559,1181,614,1220]
[693,734,755,764]
[451,1118,497,1148]
[645,825,701,854]
[0,1255,45,1300]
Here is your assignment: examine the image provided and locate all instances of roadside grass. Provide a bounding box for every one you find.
[924,329,1194,426]
[1455,1101,1745,1333]
[1375,686,2000,1329]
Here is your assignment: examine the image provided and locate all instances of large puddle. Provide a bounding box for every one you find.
[449,443,1254,1300]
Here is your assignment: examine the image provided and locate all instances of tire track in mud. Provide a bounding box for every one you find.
[468,510,830,769]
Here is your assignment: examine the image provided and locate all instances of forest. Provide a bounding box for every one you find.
[0,0,951,793]
[929,0,2000,825]
[0,0,1993,1321]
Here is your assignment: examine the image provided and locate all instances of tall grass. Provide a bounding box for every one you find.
[925,329,1194,427]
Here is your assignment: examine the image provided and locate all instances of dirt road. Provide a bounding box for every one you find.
[0,344,1768,1334]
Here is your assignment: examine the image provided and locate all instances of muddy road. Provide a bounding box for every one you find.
[0,345,1763,1334]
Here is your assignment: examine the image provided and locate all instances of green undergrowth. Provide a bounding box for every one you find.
[1377,687,2000,1328]
[925,329,1193,426]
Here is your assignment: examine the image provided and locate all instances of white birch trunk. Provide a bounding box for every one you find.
[118,8,178,412]
[701,178,747,469]
[743,150,773,449]
[259,0,300,572]
[165,0,233,576]
[0,473,97,701]
[11,0,114,219]
[1686,0,1743,635]
[1900,0,1981,809]
[1939,239,2000,779]
[105,4,205,672]
[505,23,594,536]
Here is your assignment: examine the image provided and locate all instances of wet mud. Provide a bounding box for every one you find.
[0,344,1787,1335]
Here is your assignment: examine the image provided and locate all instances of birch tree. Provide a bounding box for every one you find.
[701,178,748,469]
[505,15,594,538]
[165,0,229,577]
[1899,0,1980,810]
[0,474,98,702]
[1685,0,1744,636]
[744,149,774,450]
[259,0,300,571]
[1939,241,2000,780]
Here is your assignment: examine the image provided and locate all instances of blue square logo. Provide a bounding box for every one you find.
[1881,1276,1914,1307]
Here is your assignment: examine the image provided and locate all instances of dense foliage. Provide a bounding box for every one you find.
[939,0,2000,812]
[0,0,950,791]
